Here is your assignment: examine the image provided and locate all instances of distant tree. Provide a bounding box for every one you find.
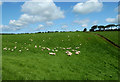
[76,30,79,32]
[90,25,98,31]
[98,25,104,31]
[91,25,98,29]
[102,26,106,31]
[83,28,87,32]
[98,26,102,31]
[105,24,116,30]
[89,29,94,32]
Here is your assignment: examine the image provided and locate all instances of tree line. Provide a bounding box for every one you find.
[89,24,120,32]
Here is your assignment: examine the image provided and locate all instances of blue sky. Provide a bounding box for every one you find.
[1,1,119,33]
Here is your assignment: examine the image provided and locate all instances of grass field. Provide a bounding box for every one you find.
[94,31,119,46]
[2,32,119,80]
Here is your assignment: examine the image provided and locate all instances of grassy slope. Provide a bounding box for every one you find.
[94,31,119,46]
[2,32,119,80]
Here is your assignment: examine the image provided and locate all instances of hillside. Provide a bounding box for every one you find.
[94,31,119,46]
[2,32,119,80]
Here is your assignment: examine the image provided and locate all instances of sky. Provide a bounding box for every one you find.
[0,0,119,33]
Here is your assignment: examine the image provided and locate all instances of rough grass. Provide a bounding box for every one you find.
[94,31,119,46]
[2,32,119,80]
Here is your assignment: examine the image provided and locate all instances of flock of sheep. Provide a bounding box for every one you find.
[3,35,81,56]
[3,44,81,56]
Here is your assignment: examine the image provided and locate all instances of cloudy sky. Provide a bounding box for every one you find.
[0,0,119,33]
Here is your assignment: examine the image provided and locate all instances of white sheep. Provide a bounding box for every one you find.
[67,52,72,56]
[19,50,22,52]
[35,45,37,48]
[75,51,80,55]
[49,52,56,56]
[3,47,7,51]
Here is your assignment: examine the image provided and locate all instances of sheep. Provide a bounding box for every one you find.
[49,52,56,56]
[47,48,50,51]
[75,51,80,55]
[55,50,58,52]
[11,49,14,52]
[8,48,11,50]
[67,52,72,56]
[66,51,69,54]
[52,49,54,51]
[72,49,75,52]
[19,50,22,52]
[35,45,37,48]
[67,48,71,50]
[14,46,17,49]
[3,47,7,51]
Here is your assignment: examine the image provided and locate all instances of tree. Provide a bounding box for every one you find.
[105,24,116,30]
[91,25,98,31]
[102,26,106,31]
[89,29,94,32]
[83,28,87,32]
[98,26,102,31]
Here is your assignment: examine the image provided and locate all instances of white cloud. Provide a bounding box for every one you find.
[81,24,88,27]
[35,24,45,31]
[20,0,64,23]
[106,15,120,23]
[74,19,90,25]
[74,19,90,27]
[3,0,64,31]
[0,25,21,31]
[73,0,103,14]
[45,21,54,26]
[61,25,68,28]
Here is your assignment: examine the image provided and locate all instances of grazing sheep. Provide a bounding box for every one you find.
[8,48,11,50]
[76,47,79,49]
[35,45,37,48]
[47,48,50,51]
[67,52,72,56]
[55,50,58,52]
[49,52,56,56]
[42,47,45,49]
[66,51,69,54]
[72,49,75,52]
[67,48,71,50]
[52,49,54,51]
[3,47,7,51]
[75,51,80,55]
[11,49,14,52]
[63,48,65,50]
[19,50,22,52]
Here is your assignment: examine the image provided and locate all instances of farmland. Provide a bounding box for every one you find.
[2,32,119,80]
